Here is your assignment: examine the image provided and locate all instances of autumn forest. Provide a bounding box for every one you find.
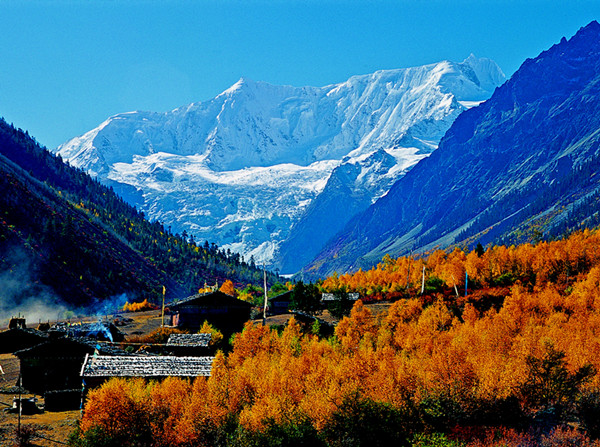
[72,229,600,447]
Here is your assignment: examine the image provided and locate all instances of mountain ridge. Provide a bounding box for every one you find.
[56,56,505,269]
[306,21,600,277]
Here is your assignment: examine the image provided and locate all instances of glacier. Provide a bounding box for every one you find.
[56,55,505,272]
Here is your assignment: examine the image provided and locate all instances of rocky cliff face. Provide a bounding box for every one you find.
[308,21,600,277]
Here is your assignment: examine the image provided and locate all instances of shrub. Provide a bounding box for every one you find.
[424,276,446,294]
[412,432,465,447]
[578,392,600,440]
[123,298,157,312]
[519,342,596,424]
[199,320,223,346]
[12,424,38,447]
[127,326,186,344]
[322,395,417,447]
[230,419,325,447]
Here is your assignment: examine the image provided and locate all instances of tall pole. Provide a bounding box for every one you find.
[161,286,166,328]
[406,250,412,296]
[262,264,268,326]
[18,372,22,438]
[451,275,460,297]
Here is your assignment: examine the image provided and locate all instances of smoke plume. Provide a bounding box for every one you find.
[0,246,70,328]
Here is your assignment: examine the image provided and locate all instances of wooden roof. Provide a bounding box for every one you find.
[269,290,292,303]
[0,328,49,354]
[48,322,124,342]
[15,337,129,358]
[168,290,253,310]
[321,292,360,301]
[166,333,211,347]
[80,354,214,377]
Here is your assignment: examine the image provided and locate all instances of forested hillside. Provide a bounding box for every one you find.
[0,118,277,309]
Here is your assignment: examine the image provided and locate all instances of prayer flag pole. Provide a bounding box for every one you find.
[161,286,166,327]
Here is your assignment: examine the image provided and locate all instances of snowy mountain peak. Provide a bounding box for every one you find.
[461,54,506,93]
[218,76,266,98]
[225,77,247,93]
[305,21,600,278]
[55,56,505,268]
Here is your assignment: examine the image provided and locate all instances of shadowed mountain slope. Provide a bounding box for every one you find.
[0,118,276,311]
[308,21,600,277]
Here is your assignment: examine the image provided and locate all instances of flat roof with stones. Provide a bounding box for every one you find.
[166,333,212,347]
[81,354,214,378]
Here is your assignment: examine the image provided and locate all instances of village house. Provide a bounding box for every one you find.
[8,316,26,330]
[321,292,360,301]
[48,321,125,342]
[14,337,128,395]
[0,327,49,354]
[166,333,212,347]
[268,290,292,315]
[165,333,214,356]
[168,290,253,337]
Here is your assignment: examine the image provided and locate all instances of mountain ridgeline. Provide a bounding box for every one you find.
[308,21,600,277]
[55,56,505,272]
[6,21,599,290]
[0,119,278,310]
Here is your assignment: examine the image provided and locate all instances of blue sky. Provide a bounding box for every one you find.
[2,0,600,149]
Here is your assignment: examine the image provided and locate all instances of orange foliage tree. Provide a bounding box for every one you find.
[219,279,236,296]
[123,298,157,312]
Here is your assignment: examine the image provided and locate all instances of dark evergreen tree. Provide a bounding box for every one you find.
[290,281,321,314]
[475,242,485,257]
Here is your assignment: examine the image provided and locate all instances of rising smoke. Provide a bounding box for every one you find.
[0,245,70,327]
[91,292,130,318]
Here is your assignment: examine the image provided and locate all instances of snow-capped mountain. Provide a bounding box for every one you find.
[56,55,505,271]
